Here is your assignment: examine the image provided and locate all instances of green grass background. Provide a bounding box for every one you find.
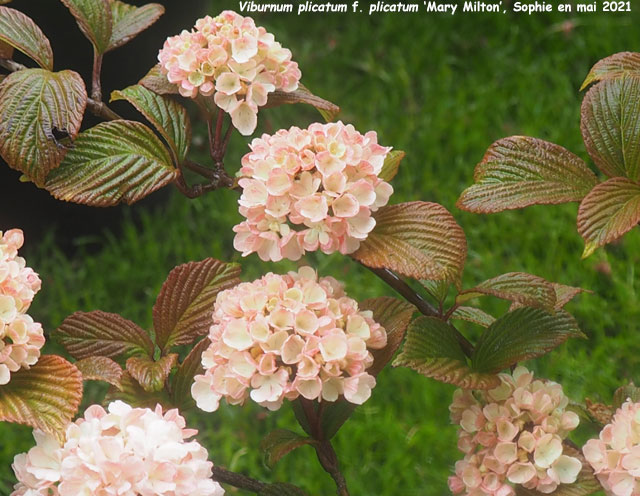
[2,2,640,495]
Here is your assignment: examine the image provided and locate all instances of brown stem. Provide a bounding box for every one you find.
[91,49,103,102]
[220,120,234,157]
[210,466,266,493]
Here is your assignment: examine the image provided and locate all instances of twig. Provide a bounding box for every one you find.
[91,49,103,101]
[210,466,266,493]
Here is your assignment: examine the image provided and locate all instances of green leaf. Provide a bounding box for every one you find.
[581,75,640,180]
[105,371,171,409]
[60,0,112,54]
[457,136,597,213]
[0,355,82,441]
[75,356,123,389]
[420,279,450,305]
[0,7,53,70]
[108,1,164,51]
[0,69,87,185]
[450,306,496,327]
[472,307,585,374]
[260,429,315,468]
[352,201,467,283]
[581,51,640,91]
[44,120,177,206]
[577,177,640,258]
[379,150,405,182]
[152,258,241,351]
[111,84,190,164]
[126,354,177,392]
[55,310,155,360]
[139,64,179,95]
[320,400,357,440]
[171,338,210,409]
[613,382,640,409]
[259,483,308,496]
[265,83,340,122]
[457,272,557,311]
[393,316,500,389]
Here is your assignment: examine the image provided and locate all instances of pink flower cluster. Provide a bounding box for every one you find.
[233,122,394,262]
[583,400,640,496]
[191,266,387,412]
[11,401,224,496]
[157,10,301,135]
[0,229,44,386]
[448,367,582,496]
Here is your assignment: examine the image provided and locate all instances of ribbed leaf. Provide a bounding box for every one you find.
[111,84,190,163]
[139,64,179,95]
[552,284,588,310]
[0,355,82,440]
[265,83,340,122]
[259,483,308,496]
[171,338,209,409]
[75,356,123,389]
[260,429,315,468]
[581,75,640,180]
[0,7,53,69]
[457,272,557,311]
[472,307,585,374]
[577,177,640,258]
[105,371,170,409]
[379,150,404,182]
[450,306,496,327]
[60,0,112,54]
[613,382,640,408]
[584,398,614,425]
[44,120,177,206]
[581,52,640,91]
[394,316,500,389]
[420,279,450,304]
[152,258,241,351]
[55,310,155,360]
[457,137,597,213]
[108,1,164,51]
[0,69,87,185]
[352,201,467,283]
[126,354,177,392]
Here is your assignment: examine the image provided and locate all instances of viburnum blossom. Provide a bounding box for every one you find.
[0,229,44,386]
[233,122,393,262]
[191,266,387,412]
[157,10,301,135]
[583,399,640,496]
[448,367,582,496]
[11,401,224,496]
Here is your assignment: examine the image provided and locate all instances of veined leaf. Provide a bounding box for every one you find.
[577,177,640,258]
[45,120,177,206]
[0,355,82,440]
[0,7,53,69]
[105,371,171,409]
[139,64,178,95]
[265,83,340,122]
[552,284,588,310]
[171,338,209,409]
[472,307,585,374]
[450,306,496,327]
[319,400,356,440]
[457,137,597,213]
[60,0,112,54]
[55,310,155,360]
[126,354,177,392]
[379,150,405,182]
[108,1,164,51]
[0,69,86,185]
[259,483,308,496]
[393,316,500,389]
[457,272,557,311]
[420,279,450,305]
[260,429,315,469]
[111,84,190,163]
[153,258,241,351]
[584,398,614,425]
[613,382,640,409]
[352,201,467,283]
[581,75,640,180]
[75,356,123,389]
[581,52,640,91]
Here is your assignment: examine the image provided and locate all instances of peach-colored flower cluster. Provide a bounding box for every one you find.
[233,122,393,262]
[11,401,224,496]
[0,229,44,386]
[448,367,582,496]
[191,266,387,412]
[583,399,640,496]
[157,10,301,135]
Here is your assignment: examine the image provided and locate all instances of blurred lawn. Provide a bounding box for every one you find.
[2,3,640,495]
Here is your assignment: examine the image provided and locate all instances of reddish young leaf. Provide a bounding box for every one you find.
[450,306,496,327]
[55,310,155,360]
[260,429,315,469]
[0,6,53,70]
[105,371,171,409]
[108,1,164,51]
[378,150,405,182]
[60,0,112,54]
[613,382,640,409]
[75,356,123,389]
[126,354,178,392]
[584,398,614,426]
[551,284,589,310]
[265,83,340,122]
[0,355,82,440]
[153,258,241,351]
[0,39,13,58]
[581,51,640,91]
[139,64,179,95]
[171,338,210,409]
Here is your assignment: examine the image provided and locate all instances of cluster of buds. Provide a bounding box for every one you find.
[233,122,393,262]
[0,229,44,385]
[448,367,582,495]
[11,401,224,496]
[158,10,301,135]
[191,267,387,412]
[583,399,640,496]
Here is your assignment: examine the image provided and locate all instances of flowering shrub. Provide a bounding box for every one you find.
[158,10,302,135]
[233,122,393,261]
[448,367,582,495]
[11,400,224,496]
[191,266,387,412]
[583,400,640,496]
[0,229,44,385]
